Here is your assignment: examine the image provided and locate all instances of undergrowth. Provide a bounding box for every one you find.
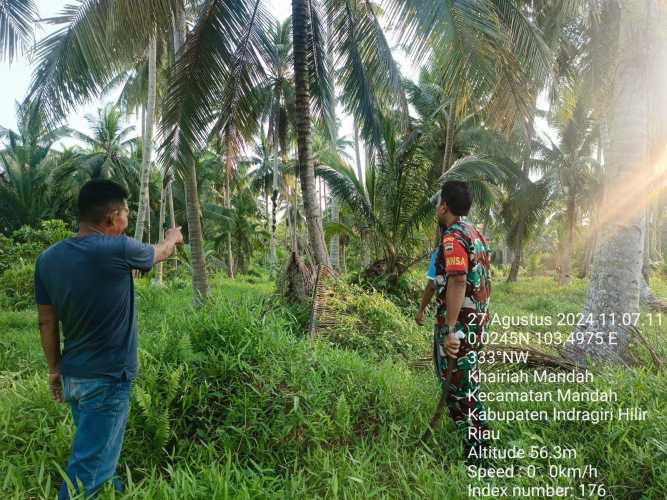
[1,274,666,498]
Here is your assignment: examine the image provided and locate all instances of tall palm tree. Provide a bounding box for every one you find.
[27,1,263,304]
[532,83,599,285]
[0,0,36,62]
[134,35,158,243]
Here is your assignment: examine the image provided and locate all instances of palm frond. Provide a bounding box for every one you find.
[27,0,179,125]
[160,0,271,170]
[0,0,36,62]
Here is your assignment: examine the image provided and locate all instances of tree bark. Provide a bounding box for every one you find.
[559,189,576,286]
[154,180,167,285]
[175,3,208,304]
[134,36,157,242]
[167,176,177,272]
[225,137,235,279]
[185,159,209,306]
[329,197,340,271]
[442,108,454,174]
[507,220,525,283]
[569,0,650,364]
[292,0,329,267]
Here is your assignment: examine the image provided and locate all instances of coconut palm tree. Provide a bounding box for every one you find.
[318,113,503,286]
[49,105,142,217]
[0,0,36,62]
[568,0,657,364]
[27,1,267,304]
[531,83,600,285]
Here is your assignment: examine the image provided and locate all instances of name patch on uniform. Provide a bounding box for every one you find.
[446,256,466,266]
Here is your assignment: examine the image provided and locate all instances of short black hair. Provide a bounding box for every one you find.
[440,180,472,216]
[77,180,128,223]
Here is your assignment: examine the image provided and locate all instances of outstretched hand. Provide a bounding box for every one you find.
[49,371,64,403]
[166,226,184,245]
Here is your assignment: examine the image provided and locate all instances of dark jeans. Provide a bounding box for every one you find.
[58,376,132,500]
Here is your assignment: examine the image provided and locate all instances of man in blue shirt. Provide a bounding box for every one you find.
[35,180,183,499]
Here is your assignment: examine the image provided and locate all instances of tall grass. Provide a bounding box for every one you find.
[1,274,666,498]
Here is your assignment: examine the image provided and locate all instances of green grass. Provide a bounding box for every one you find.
[1,273,666,499]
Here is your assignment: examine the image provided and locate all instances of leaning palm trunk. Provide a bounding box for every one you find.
[292,0,329,267]
[134,36,157,242]
[567,0,650,364]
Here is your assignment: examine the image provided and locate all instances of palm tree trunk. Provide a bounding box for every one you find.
[269,94,283,276]
[353,117,371,268]
[174,3,208,305]
[292,0,329,267]
[225,152,235,279]
[507,220,525,282]
[134,35,157,242]
[353,117,364,182]
[329,197,340,271]
[559,189,576,286]
[154,180,167,285]
[570,0,650,364]
[185,159,208,306]
[442,109,454,174]
[167,177,177,272]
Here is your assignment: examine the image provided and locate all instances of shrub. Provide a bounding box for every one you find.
[316,280,429,361]
[0,263,35,310]
[0,220,72,273]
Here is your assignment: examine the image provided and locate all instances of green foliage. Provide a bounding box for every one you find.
[0,263,34,309]
[0,219,72,273]
[320,281,429,361]
[1,275,667,497]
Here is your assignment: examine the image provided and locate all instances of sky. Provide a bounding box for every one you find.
[0,0,413,147]
[0,1,544,152]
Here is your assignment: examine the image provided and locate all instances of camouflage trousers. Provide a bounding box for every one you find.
[433,322,488,448]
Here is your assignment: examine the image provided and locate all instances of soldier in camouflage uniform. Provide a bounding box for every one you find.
[432,181,492,460]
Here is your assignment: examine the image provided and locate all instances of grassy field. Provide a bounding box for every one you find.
[1,274,666,499]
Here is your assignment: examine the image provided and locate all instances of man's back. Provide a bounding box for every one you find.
[35,234,153,380]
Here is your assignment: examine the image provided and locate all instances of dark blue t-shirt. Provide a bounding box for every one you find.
[34,235,155,380]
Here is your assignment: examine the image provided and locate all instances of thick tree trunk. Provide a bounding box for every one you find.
[292,0,329,267]
[507,220,525,283]
[559,190,576,286]
[134,36,157,242]
[569,0,650,364]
